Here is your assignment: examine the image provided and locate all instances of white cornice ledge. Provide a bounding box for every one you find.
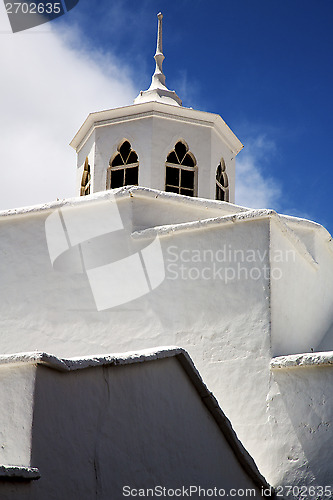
[271,351,333,370]
[0,348,184,372]
[0,465,40,480]
[0,186,248,219]
[132,209,276,239]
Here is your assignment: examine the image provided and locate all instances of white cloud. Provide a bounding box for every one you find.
[0,5,136,211]
[235,135,281,209]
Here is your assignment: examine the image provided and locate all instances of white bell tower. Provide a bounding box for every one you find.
[70,13,243,202]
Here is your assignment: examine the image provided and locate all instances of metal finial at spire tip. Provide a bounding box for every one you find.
[155,11,163,56]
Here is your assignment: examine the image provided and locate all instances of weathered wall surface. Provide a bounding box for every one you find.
[268,356,333,488]
[271,218,333,356]
[0,188,333,490]
[0,190,271,360]
[0,364,35,466]
[0,357,262,500]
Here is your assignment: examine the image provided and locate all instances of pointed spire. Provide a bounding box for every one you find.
[150,12,166,89]
[134,12,182,107]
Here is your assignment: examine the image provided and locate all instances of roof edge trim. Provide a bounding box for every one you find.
[69,102,243,155]
[271,351,333,370]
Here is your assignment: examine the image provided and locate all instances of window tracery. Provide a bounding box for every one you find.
[165,140,197,197]
[107,140,139,189]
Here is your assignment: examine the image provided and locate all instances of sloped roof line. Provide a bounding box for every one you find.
[132,208,276,239]
[0,186,248,219]
[132,209,318,268]
[0,185,331,262]
[0,184,323,228]
[0,347,273,497]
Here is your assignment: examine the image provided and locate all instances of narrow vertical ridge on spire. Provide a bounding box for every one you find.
[149,12,166,90]
[134,12,182,107]
[156,12,163,55]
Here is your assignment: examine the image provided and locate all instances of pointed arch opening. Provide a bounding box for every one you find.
[165,140,197,197]
[107,140,139,189]
[80,157,91,196]
[215,158,229,202]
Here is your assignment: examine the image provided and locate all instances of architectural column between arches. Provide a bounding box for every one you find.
[215,158,229,202]
[80,158,91,196]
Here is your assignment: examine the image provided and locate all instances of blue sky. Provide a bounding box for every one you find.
[1,0,333,233]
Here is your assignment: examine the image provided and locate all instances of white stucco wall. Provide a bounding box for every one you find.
[0,364,36,466]
[0,187,333,491]
[269,353,333,487]
[271,217,333,356]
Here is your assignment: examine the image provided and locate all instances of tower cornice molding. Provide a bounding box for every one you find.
[70,101,243,155]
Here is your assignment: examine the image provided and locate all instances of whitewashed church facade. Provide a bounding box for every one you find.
[0,12,332,499]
